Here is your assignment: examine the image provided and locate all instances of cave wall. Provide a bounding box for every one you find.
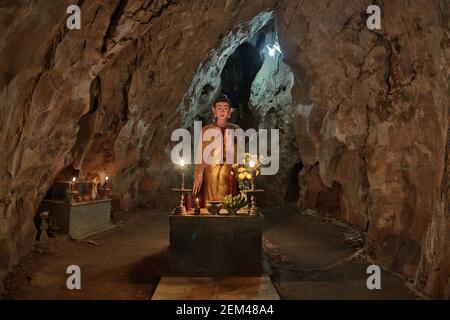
[0,0,449,298]
[277,0,449,298]
[249,46,296,205]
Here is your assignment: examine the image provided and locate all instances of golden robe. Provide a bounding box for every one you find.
[194,123,240,203]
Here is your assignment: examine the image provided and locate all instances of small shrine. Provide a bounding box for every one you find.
[38,175,115,240]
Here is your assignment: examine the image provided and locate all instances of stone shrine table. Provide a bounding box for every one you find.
[169,213,263,275]
[39,199,115,240]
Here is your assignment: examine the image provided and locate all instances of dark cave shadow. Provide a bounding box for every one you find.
[88,246,170,299]
[127,246,170,285]
[260,202,300,232]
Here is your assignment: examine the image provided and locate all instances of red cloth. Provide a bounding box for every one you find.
[199,183,206,208]
[185,194,192,212]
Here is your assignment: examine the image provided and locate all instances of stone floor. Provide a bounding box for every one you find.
[1,205,419,300]
[153,276,280,300]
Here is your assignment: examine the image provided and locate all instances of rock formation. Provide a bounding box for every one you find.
[279,0,449,297]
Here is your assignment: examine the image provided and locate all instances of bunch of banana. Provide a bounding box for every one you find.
[222,194,247,209]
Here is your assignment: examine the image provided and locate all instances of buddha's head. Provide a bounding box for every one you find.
[212,94,233,123]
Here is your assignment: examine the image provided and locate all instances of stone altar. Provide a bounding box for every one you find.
[39,199,114,240]
[169,213,263,275]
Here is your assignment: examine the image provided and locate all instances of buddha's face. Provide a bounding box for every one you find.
[212,102,233,121]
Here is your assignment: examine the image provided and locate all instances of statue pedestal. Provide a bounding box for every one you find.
[169,214,263,275]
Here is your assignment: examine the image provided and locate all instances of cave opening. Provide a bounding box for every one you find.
[285,160,304,203]
[219,33,265,130]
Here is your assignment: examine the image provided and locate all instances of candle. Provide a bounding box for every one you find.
[105,176,109,187]
[179,160,186,190]
[71,177,76,192]
[194,197,201,215]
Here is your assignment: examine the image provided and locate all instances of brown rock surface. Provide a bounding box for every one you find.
[0,0,448,298]
[279,0,449,297]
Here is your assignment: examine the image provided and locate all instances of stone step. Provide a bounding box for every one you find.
[152,275,280,300]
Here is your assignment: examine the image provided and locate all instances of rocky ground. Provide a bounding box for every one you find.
[1,205,418,300]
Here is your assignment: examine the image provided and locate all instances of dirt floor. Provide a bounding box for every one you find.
[1,204,418,300]
[262,204,418,300]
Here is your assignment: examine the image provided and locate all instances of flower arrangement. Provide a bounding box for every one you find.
[232,153,262,191]
[235,167,252,190]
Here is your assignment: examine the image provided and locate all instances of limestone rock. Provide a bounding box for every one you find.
[278,0,449,297]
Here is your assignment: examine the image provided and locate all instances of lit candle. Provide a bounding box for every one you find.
[71,177,76,192]
[105,176,109,187]
[195,197,199,208]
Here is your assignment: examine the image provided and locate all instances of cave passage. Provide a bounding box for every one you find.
[220,33,265,129]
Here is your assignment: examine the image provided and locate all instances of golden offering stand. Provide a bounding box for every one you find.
[241,189,264,216]
[171,188,192,215]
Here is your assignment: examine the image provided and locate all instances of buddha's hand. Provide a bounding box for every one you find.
[193,176,203,195]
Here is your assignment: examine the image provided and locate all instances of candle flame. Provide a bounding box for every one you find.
[72,177,76,182]
[105,176,109,181]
